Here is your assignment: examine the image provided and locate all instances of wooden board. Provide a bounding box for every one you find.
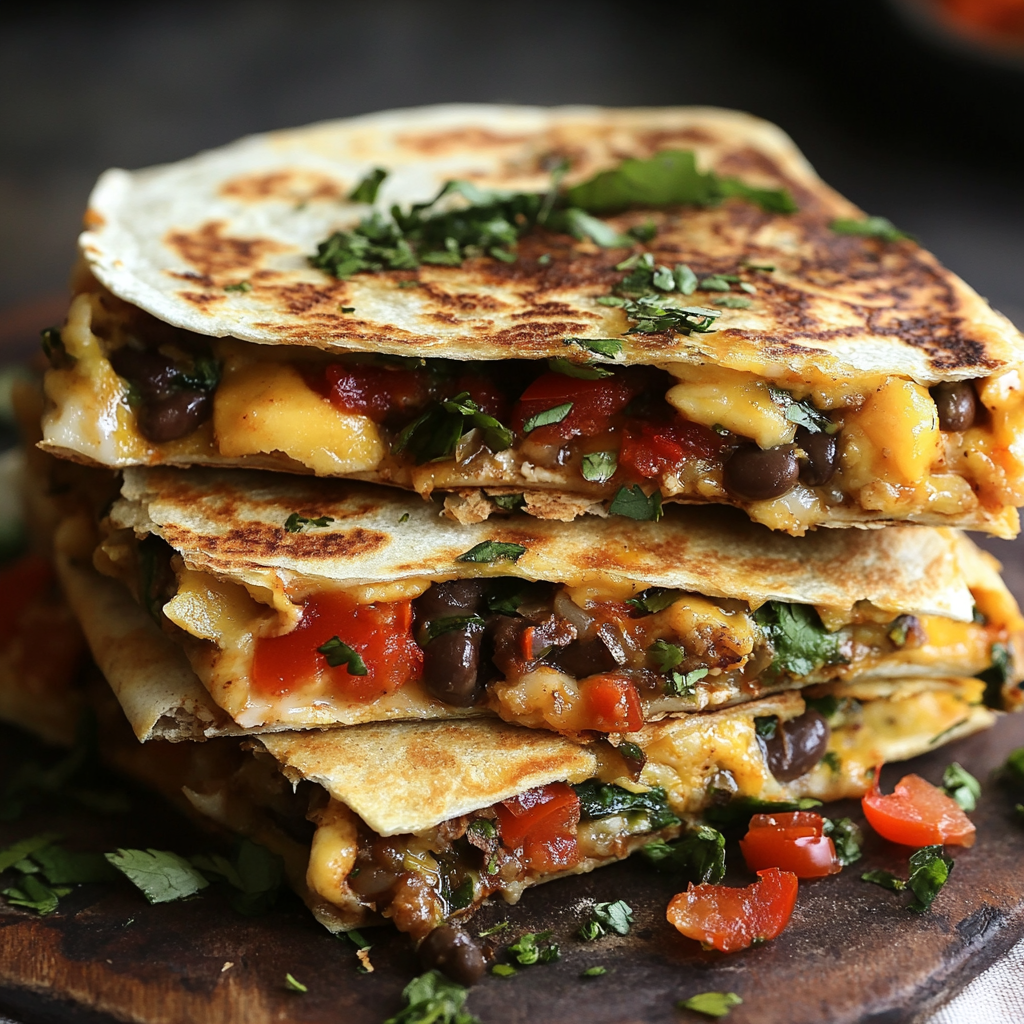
[2,713,1024,1024]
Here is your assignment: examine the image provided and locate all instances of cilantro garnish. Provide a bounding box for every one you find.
[190,839,283,915]
[508,930,560,965]
[477,919,509,938]
[821,817,862,866]
[563,337,624,360]
[284,973,308,993]
[317,637,368,675]
[768,387,836,434]
[862,846,954,913]
[581,966,607,978]
[0,833,62,873]
[627,587,685,614]
[383,971,479,1024]
[754,715,778,739]
[977,641,1013,708]
[561,208,632,247]
[31,846,118,885]
[753,601,841,677]
[664,665,708,698]
[105,848,210,904]
[423,615,486,644]
[699,274,734,291]
[861,869,906,892]
[491,493,525,512]
[491,964,516,977]
[2,874,71,915]
[456,541,526,564]
[223,281,252,293]
[392,391,513,465]
[1003,746,1024,788]
[608,484,663,521]
[581,450,618,483]
[547,357,613,380]
[621,295,721,336]
[283,513,335,533]
[648,639,683,672]
[578,900,634,940]
[522,402,573,435]
[831,216,910,243]
[574,781,681,830]
[942,762,981,812]
[678,992,743,1018]
[349,168,388,204]
[715,295,752,309]
[641,825,726,884]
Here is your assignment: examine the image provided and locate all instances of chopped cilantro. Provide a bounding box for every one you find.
[821,817,862,866]
[392,391,513,465]
[574,781,681,830]
[0,833,62,873]
[596,295,626,307]
[223,281,252,293]
[105,849,209,904]
[191,839,283,915]
[715,295,752,309]
[31,846,118,885]
[383,971,479,1024]
[768,388,836,434]
[491,493,525,512]
[491,964,517,977]
[821,751,842,774]
[316,637,368,675]
[703,795,822,830]
[581,966,607,978]
[699,275,733,291]
[608,484,663,521]
[456,541,526,564]
[1003,746,1024,788]
[283,513,335,533]
[485,578,527,616]
[581,450,618,483]
[561,208,632,247]
[398,279,420,288]
[679,992,743,1018]
[664,666,708,698]
[547,357,613,379]
[831,216,910,243]
[641,825,726,884]
[977,642,1013,708]
[942,762,981,813]
[339,305,356,313]
[349,168,388,204]
[738,281,757,294]
[627,587,685,614]
[563,336,624,360]
[508,930,560,965]
[803,695,840,720]
[648,639,684,672]
[754,716,778,740]
[578,900,634,939]
[675,263,698,295]
[628,220,657,242]
[284,973,308,993]
[477,919,509,938]
[522,402,573,435]
[621,295,721,336]
[399,512,410,523]
[908,846,954,912]
[537,253,551,266]
[3,874,70,915]
[753,601,841,677]
[862,869,906,892]
[423,615,486,644]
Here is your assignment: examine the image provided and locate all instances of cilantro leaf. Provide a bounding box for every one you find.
[862,869,906,892]
[547,357,613,380]
[0,833,62,873]
[621,295,721,336]
[223,281,251,293]
[284,513,334,533]
[699,275,733,291]
[648,638,684,672]
[767,388,836,435]
[581,450,618,483]
[831,216,910,243]
[908,845,954,912]
[423,615,486,644]
[942,762,981,813]
[491,493,525,512]
[105,849,209,904]
[674,264,698,294]
[574,781,681,830]
[753,602,841,677]
[821,817,862,866]
[715,295,752,309]
[284,973,308,993]
[491,963,516,977]
[977,642,1013,708]
[563,337,624,360]
[317,637,368,675]
[579,899,633,939]
[456,541,526,564]
[191,839,283,916]
[31,846,118,884]
[1003,745,1024,788]
[641,825,726,884]
[664,666,708,697]
[560,208,632,247]
[679,992,743,1018]
[522,402,573,435]
[581,966,607,978]
[626,587,685,614]
[3,873,70,915]
[508,930,560,965]
[349,168,388,204]
[608,485,663,521]
[392,392,513,465]
[384,970,480,1024]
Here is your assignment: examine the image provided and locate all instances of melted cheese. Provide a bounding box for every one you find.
[307,799,360,907]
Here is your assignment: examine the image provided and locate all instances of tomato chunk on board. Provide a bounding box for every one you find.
[862,769,976,848]
[739,812,840,879]
[494,782,581,873]
[666,867,799,953]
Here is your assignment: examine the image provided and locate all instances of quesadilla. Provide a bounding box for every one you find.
[67,465,1023,736]
[40,105,1024,536]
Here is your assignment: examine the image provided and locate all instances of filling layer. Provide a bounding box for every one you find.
[43,281,1024,535]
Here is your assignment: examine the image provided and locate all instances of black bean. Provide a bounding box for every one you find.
[414,580,485,622]
[760,709,831,782]
[723,443,799,502]
[135,389,213,443]
[108,346,179,402]
[418,925,486,986]
[797,427,839,487]
[931,381,977,432]
[422,624,484,706]
[486,614,529,677]
[553,625,625,678]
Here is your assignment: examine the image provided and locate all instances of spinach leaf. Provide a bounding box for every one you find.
[573,781,681,830]
[753,602,841,677]
[641,825,726,884]
[907,845,954,913]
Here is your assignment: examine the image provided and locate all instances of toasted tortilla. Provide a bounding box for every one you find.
[113,465,980,621]
[79,104,1020,383]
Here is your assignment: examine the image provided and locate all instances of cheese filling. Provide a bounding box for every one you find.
[42,283,1024,536]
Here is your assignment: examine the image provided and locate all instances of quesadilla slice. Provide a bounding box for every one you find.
[41,105,1024,536]
[73,465,1024,736]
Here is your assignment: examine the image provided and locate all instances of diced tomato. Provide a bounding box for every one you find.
[494,782,581,873]
[618,419,726,480]
[251,592,422,701]
[0,555,54,643]
[666,867,799,953]
[862,769,976,848]
[453,372,509,421]
[739,812,841,879]
[511,371,637,444]
[322,364,429,421]
[578,673,644,732]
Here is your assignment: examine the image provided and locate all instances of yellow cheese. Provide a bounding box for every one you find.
[307,799,360,906]
[163,568,273,646]
[213,359,385,474]
[665,363,795,449]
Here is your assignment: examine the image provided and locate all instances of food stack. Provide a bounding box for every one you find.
[26,105,1024,970]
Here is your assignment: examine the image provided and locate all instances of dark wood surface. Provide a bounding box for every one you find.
[2,714,1024,1024]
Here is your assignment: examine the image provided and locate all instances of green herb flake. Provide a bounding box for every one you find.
[821,751,842,774]
[537,253,552,266]
[679,991,743,1018]
[699,275,733,292]
[754,716,778,740]
[574,781,681,830]
[105,849,210,904]
[399,512,411,523]
[456,540,527,564]
[831,216,910,243]
[563,337,624,360]
[715,295,753,309]
[861,869,906,892]
[628,220,657,242]
[648,639,684,672]
[621,295,721,336]
[908,845,954,912]
[581,450,618,483]
[316,637,368,675]
[562,208,632,248]
[491,493,526,512]
[3,874,71,915]
[753,601,841,677]
[523,402,573,435]
[608,485,663,521]
[0,833,62,874]
[821,817,862,866]
[547,357,613,380]
[1003,746,1024,788]
[627,587,685,614]
[579,899,633,940]
[977,642,1013,708]
[31,846,119,885]
[190,839,283,916]
[664,666,709,698]
[641,825,726,884]
[674,263,698,295]
[424,615,486,644]
[942,762,981,813]
[478,919,509,938]
[284,973,308,993]
[383,970,480,1024]
[392,391,513,465]
[738,281,757,294]
[491,964,517,978]
[223,281,252,293]
[596,295,626,307]
[508,930,560,966]
[581,966,607,978]
[283,513,335,533]
[703,795,822,830]
[349,167,388,204]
